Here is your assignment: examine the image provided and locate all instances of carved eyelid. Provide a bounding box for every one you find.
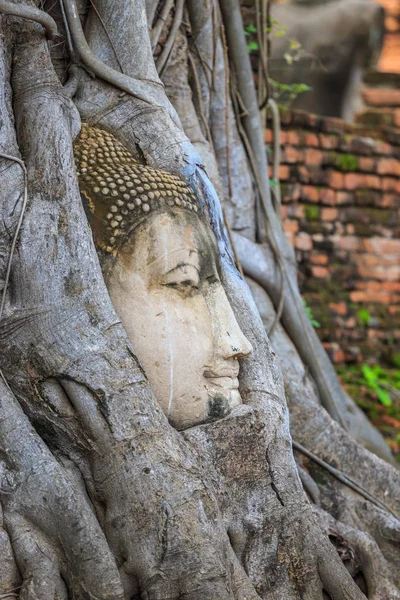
[164,263,199,280]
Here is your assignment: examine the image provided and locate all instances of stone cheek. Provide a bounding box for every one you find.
[73,123,199,253]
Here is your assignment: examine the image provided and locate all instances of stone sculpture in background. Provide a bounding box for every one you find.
[270,0,385,121]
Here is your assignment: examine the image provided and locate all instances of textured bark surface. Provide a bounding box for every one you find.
[0,1,398,599]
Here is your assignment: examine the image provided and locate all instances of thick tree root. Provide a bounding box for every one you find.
[315,506,400,600]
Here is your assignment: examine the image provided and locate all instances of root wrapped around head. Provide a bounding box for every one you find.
[73,123,199,253]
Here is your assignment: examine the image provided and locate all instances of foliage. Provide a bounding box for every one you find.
[357,308,371,327]
[337,364,400,459]
[335,153,358,172]
[244,20,312,105]
[270,79,312,108]
[302,298,320,328]
[244,23,259,52]
[393,353,400,368]
[360,364,397,407]
[266,17,286,38]
[304,205,320,221]
[283,39,304,66]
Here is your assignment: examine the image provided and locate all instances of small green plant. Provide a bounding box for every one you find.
[270,79,312,108]
[360,364,400,407]
[336,153,358,172]
[393,354,400,369]
[266,18,287,38]
[283,40,305,66]
[357,309,370,327]
[304,205,320,221]
[302,298,320,328]
[244,23,259,52]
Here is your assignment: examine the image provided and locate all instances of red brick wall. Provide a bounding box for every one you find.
[375,0,400,73]
[266,109,400,365]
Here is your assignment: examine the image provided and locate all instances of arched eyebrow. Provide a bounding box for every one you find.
[146,247,199,269]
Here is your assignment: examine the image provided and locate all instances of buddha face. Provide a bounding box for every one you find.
[106,209,252,430]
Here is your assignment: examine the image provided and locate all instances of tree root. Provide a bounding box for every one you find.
[315,506,400,599]
[0,1,57,39]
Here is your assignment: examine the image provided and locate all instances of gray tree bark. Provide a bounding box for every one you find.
[0,1,398,599]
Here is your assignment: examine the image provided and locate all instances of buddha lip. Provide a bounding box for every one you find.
[206,376,240,390]
[203,366,239,379]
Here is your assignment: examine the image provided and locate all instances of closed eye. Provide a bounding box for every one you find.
[162,263,200,295]
[165,279,199,290]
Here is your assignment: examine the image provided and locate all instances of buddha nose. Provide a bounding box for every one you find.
[211,286,253,360]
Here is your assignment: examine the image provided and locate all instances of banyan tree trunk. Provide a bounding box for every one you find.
[0,1,398,599]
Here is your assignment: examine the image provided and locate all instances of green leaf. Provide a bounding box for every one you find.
[376,387,392,407]
[358,309,370,326]
[247,41,259,52]
[301,298,320,329]
[245,23,257,34]
[361,364,377,385]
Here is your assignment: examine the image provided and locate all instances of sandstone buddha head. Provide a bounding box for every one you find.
[74,124,252,430]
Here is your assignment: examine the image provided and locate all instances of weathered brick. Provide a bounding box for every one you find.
[305,133,319,147]
[284,219,299,234]
[362,87,400,107]
[283,146,303,164]
[344,173,381,190]
[357,265,399,281]
[286,204,304,219]
[281,183,302,202]
[354,189,380,206]
[345,317,357,329]
[319,134,339,149]
[350,291,391,303]
[323,342,345,364]
[381,177,400,192]
[321,208,338,221]
[377,157,400,176]
[319,188,336,205]
[356,108,394,128]
[322,222,334,233]
[301,185,319,202]
[331,235,361,251]
[295,232,313,251]
[358,157,376,172]
[305,148,324,166]
[286,130,300,145]
[322,117,347,135]
[374,141,393,156]
[349,137,375,156]
[312,266,330,278]
[310,253,329,265]
[285,232,295,246]
[308,168,329,186]
[335,191,354,205]
[329,302,347,315]
[265,129,273,144]
[296,166,310,184]
[382,282,400,292]
[327,171,344,189]
[380,194,400,208]
[279,165,290,180]
[363,238,400,254]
